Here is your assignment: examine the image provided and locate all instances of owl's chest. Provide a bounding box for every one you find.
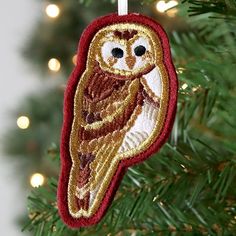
[118,98,160,153]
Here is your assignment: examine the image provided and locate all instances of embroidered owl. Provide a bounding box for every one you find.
[58,14,177,228]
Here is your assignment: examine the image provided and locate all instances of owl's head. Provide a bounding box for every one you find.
[88,23,162,78]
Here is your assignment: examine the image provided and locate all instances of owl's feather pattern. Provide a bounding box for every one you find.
[75,64,161,214]
[74,63,146,210]
[79,64,144,141]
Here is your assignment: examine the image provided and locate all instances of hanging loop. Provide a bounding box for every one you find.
[118,0,128,15]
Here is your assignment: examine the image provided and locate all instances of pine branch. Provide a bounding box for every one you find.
[23,137,236,235]
[182,0,236,19]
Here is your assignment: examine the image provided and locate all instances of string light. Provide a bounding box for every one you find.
[72,55,77,65]
[30,173,45,188]
[156,0,178,13]
[17,116,30,129]
[48,58,61,72]
[46,4,60,18]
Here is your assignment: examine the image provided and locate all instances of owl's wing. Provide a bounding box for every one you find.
[78,67,141,142]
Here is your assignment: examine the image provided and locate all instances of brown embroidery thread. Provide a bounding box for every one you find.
[68,23,170,218]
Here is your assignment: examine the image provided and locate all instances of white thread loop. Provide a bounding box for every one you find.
[118,0,128,15]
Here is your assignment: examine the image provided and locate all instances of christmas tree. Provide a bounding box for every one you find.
[4,0,236,235]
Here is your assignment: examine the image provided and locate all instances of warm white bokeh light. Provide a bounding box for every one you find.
[46,4,60,18]
[17,116,30,129]
[48,58,61,72]
[30,173,45,188]
[156,0,178,13]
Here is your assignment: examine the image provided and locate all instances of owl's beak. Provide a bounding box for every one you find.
[125,56,136,70]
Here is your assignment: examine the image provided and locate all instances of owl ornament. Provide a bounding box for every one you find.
[58,12,178,228]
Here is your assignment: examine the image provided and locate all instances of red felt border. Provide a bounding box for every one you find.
[58,13,178,228]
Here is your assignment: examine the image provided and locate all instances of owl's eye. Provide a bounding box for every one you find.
[134,45,146,56]
[111,48,124,58]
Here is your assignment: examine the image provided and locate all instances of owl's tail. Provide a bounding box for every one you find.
[76,153,95,211]
[70,133,125,215]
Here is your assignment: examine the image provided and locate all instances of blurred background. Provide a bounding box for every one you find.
[0,1,41,235]
[1,0,236,235]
